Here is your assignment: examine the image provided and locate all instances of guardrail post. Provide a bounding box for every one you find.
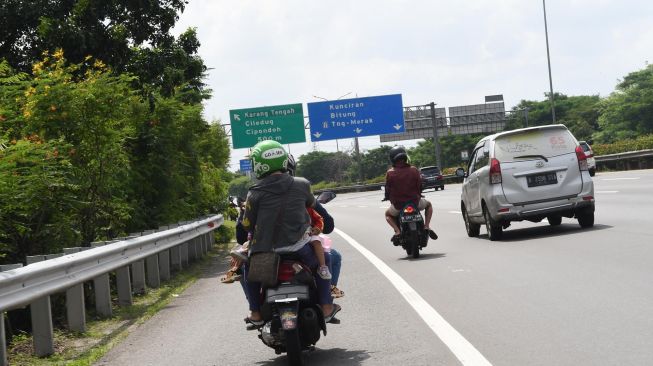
[0,264,22,366]
[90,242,112,317]
[1,312,6,366]
[181,241,189,267]
[131,260,146,294]
[26,255,61,357]
[63,248,87,332]
[145,255,160,288]
[116,266,133,306]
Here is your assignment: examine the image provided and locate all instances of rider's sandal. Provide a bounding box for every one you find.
[220,271,241,284]
[331,285,344,298]
[324,304,342,323]
[244,317,264,330]
[426,229,438,240]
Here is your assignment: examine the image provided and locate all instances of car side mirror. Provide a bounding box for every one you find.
[455,167,466,178]
[316,191,336,204]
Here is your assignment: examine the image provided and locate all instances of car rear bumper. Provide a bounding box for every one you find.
[487,182,595,221]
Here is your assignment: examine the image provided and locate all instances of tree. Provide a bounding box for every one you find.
[1,0,187,72]
[596,64,653,143]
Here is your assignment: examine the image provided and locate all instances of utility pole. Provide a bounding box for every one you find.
[543,0,556,124]
[429,102,443,168]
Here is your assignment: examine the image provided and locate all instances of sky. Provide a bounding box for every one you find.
[172,0,653,171]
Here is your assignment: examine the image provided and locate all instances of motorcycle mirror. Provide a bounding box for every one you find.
[316,191,336,204]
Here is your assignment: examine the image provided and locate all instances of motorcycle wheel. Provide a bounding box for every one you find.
[410,230,420,259]
[285,329,304,366]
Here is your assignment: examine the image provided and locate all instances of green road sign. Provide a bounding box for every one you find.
[230,103,306,149]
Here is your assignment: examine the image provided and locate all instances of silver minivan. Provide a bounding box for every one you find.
[456,125,595,241]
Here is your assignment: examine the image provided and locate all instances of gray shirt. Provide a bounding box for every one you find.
[242,173,315,253]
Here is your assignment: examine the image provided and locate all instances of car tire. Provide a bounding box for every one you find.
[547,215,562,226]
[462,205,480,237]
[589,168,596,177]
[483,205,503,241]
[577,207,594,228]
[440,186,445,190]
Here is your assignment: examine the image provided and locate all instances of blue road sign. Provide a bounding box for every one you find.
[239,159,252,172]
[307,94,405,141]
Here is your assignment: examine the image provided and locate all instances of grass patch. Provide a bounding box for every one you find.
[7,241,232,366]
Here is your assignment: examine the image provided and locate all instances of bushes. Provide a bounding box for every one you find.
[0,53,231,263]
[592,135,653,155]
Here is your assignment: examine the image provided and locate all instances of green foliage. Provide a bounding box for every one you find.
[215,220,235,244]
[0,139,79,262]
[228,175,252,200]
[596,65,653,143]
[510,93,601,142]
[348,146,391,181]
[297,151,353,183]
[0,53,230,264]
[592,134,653,155]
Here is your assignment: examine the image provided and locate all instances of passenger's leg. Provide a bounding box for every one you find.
[243,262,262,321]
[385,208,400,235]
[295,244,336,316]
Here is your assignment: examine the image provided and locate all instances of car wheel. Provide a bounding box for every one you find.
[547,215,562,226]
[589,168,596,177]
[440,185,445,190]
[577,207,594,228]
[463,206,480,237]
[483,205,503,241]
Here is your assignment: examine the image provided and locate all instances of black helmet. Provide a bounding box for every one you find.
[286,154,297,176]
[388,145,408,164]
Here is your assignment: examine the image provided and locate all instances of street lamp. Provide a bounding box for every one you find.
[543,0,556,124]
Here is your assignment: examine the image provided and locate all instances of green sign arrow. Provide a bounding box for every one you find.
[229,103,306,149]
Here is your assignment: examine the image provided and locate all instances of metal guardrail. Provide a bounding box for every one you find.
[594,149,653,162]
[0,214,223,365]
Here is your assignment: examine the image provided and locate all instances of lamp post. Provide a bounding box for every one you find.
[542,0,556,124]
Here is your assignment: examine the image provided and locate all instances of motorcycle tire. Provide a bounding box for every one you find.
[410,230,420,259]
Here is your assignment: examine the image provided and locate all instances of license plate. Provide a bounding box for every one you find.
[527,172,558,187]
[400,214,422,223]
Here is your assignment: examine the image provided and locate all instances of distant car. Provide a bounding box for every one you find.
[456,125,595,241]
[420,166,444,191]
[578,141,596,176]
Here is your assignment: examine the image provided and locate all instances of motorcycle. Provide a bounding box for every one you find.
[255,191,337,366]
[393,201,428,258]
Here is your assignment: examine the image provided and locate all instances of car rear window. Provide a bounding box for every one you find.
[421,167,441,175]
[493,128,577,162]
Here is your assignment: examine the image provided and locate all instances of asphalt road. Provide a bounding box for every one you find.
[97,169,653,366]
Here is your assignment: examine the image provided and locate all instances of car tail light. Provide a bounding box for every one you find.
[490,158,502,184]
[277,262,296,282]
[437,175,443,180]
[403,206,415,214]
[583,195,594,201]
[575,146,588,171]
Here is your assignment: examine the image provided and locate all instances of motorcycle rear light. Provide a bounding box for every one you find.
[490,158,502,184]
[575,146,588,171]
[404,206,415,214]
[277,262,296,282]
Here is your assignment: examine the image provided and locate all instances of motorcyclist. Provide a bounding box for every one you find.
[384,145,438,243]
[241,140,340,327]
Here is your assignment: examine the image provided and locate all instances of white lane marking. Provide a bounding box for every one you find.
[358,205,367,208]
[596,190,619,194]
[334,228,493,366]
[449,211,462,214]
[601,177,640,181]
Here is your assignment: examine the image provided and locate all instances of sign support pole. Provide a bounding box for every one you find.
[429,102,443,168]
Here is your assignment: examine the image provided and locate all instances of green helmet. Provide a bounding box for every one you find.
[250,140,289,179]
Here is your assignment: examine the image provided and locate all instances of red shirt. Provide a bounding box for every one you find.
[385,162,422,208]
[307,207,324,232]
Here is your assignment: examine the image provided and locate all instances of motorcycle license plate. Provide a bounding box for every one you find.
[279,309,298,330]
[400,214,421,223]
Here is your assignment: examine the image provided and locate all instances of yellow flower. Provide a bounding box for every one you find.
[53,48,64,60]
